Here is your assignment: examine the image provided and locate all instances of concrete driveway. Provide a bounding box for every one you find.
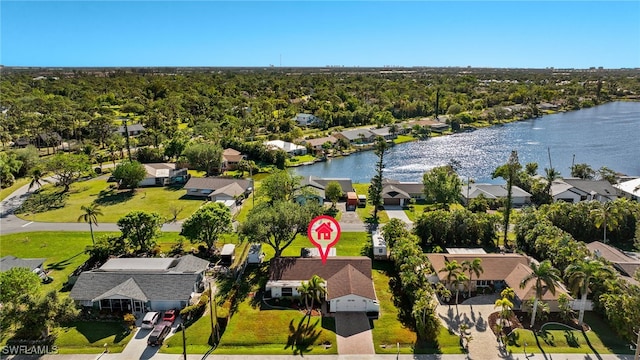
[383,206,413,227]
[334,312,374,354]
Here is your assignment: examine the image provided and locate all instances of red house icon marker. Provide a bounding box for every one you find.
[315,222,333,240]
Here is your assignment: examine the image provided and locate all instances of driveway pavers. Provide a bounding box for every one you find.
[334,312,374,354]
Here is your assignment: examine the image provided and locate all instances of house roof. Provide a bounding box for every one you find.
[381,185,411,199]
[0,255,46,272]
[302,136,338,147]
[184,177,251,191]
[327,265,376,300]
[210,182,246,198]
[337,129,374,141]
[268,257,375,300]
[427,253,529,282]
[299,176,354,194]
[560,179,618,198]
[70,255,208,302]
[144,163,178,178]
[265,140,305,153]
[382,179,423,195]
[116,124,145,133]
[370,127,391,137]
[587,241,640,278]
[222,148,245,163]
[504,263,572,302]
[462,184,532,199]
[614,177,640,197]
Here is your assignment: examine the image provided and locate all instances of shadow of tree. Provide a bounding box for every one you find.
[46,252,85,271]
[564,329,580,348]
[94,188,135,206]
[285,316,323,355]
[67,321,131,344]
[15,190,68,214]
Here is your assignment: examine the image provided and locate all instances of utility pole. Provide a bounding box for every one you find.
[181,323,187,360]
[634,328,639,360]
[208,282,216,345]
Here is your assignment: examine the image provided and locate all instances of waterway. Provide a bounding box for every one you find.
[293,101,640,183]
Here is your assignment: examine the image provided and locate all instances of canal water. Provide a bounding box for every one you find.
[293,101,640,183]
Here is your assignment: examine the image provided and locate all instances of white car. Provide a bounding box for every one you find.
[141,311,160,329]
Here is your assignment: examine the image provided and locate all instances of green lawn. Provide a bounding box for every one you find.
[286,154,317,167]
[162,311,217,354]
[393,135,416,145]
[15,177,206,223]
[55,321,134,354]
[0,177,30,201]
[506,313,634,355]
[257,232,368,261]
[353,183,389,224]
[371,263,463,354]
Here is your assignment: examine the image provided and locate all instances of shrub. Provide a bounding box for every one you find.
[123,313,136,329]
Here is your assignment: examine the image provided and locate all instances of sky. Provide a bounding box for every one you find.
[1,1,639,68]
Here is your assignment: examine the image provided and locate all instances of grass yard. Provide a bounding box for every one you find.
[15,177,206,223]
[393,135,416,145]
[371,263,463,354]
[55,321,134,354]
[0,177,30,201]
[286,154,317,167]
[259,232,369,261]
[506,313,633,355]
[162,311,216,354]
[353,183,389,224]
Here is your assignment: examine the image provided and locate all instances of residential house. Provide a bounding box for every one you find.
[0,255,47,279]
[266,256,379,316]
[460,183,532,207]
[70,255,209,312]
[138,163,188,187]
[381,179,424,206]
[334,129,375,145]
[294,113,321,127]
[551,179,618,203]
[264,140,307,155]
[37,132,63,147]
[183,177,252,202]
[427,253,572,312]
[369,127,397,141]
[587,241,640,286]
[296,176,354,205]
[300,136,338,154]
[614,177,640,202]
[116,123,145,137]
[221,148,246,172]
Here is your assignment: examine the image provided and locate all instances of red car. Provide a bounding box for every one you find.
[162,309,177,324]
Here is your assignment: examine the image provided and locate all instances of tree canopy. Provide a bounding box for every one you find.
[112,160,146,190]
[181,202,233,250]
[422,165,462,208]
[117,211,163,253]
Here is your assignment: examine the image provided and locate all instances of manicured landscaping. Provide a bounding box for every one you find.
[55,321,134,354]
[15,177,206,223]
[353,183,389,224]
[286,154,317,167]
[393,134,416,145]
[506,313,634,355]
[259,232,369,261]
[162,311,216,354]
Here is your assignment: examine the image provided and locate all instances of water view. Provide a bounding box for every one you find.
[293,101,640,183]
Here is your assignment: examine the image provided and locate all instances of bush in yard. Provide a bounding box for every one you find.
[123,313,136,329]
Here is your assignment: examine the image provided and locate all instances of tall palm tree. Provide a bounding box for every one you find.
[565,258,615,325]
[452,273,469,305]
[494,297,514,327]
[590,201,621,244]
[27,167,49,192]
[462,258,484,297]
[297,275,326,315]
[439,260,462,290]
[77,204,103,246]
[543,167,561,199]
[520,260,562,328]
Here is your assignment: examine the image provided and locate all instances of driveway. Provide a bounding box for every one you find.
[383,206,413,227]
[334,312,374,354]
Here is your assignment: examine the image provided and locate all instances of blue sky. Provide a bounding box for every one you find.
[1,1,639,68]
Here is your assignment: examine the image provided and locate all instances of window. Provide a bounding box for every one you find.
[378,248,383,254]
[282,287,293,296]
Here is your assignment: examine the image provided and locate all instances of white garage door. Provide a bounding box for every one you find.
[335,298,367,312]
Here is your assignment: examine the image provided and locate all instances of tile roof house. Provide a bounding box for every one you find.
[183,177,252,202]
[587,241,640,286]
[70,255,209,312]
[266,257,379,316]
[551,179,618,203]
[221,148,246,171]
[427,253,572,311]
[461,183,532,207]
[138,163,188,187]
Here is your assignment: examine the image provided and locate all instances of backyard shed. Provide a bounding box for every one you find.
[346,192,358,210]
[220,244,236,266]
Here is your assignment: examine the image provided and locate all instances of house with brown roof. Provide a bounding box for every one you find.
[266,256,379,316]
[427,253,572,311]
[587,241,640,286]
[183,177,252,202]
[221,148,246,172]
[300,136,338,153]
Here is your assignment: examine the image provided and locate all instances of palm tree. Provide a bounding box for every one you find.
[501,287,515,301]
[590,201,621,244]
[565,258,615,325]
[439,260,462,290]
[462,258,484,298]
[494,297,514,327]
[452,273,469,305]
[27,167,49,192]
[77,204,103,246]
[520,260,562,328]
[297,275,326,315]
[543,167,561,199]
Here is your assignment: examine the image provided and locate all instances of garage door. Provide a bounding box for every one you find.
[384,198,401,205]
[335,298,367,312]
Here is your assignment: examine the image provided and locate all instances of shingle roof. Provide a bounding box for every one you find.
[587,241,640,278]
[302,136,338,147]
[210,182,246,198]
[561,179,618,198]
[427,253,529,282]
[382,179,423,195]
[504,263,571,302]
[381,185,411,199]
[184,177,251,191]
[93,278,148,302]
[337,129,374,141]
[463,184,531,199]
[268,257,375,300]
[300,176,354,194]
[0,255,46,272]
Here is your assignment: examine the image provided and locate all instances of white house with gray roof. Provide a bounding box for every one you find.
[70,255,209,313]
[551,179,618,203]
[461,183,532,207]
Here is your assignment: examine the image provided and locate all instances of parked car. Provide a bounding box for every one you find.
[162,309,177,324]
[141,311,160,329]
[147,322,172,346]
